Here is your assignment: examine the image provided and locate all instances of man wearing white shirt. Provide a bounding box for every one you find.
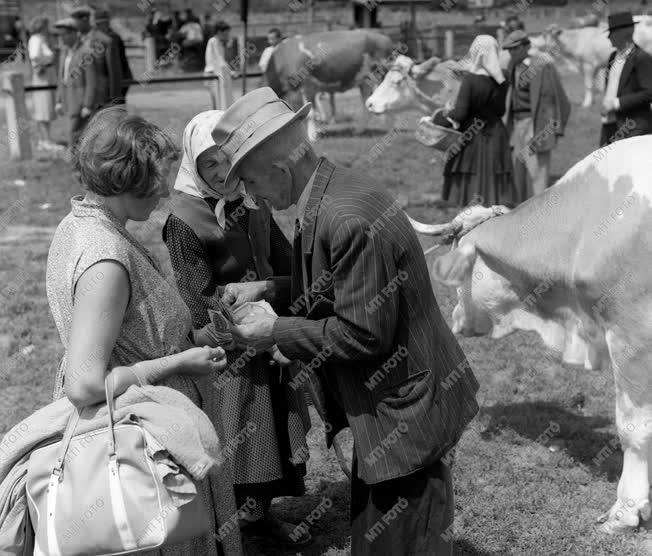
[258,28,283,74]
[600,12,652,146]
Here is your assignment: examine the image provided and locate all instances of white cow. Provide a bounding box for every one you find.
[365,54,466,115]
[408,135,652,534]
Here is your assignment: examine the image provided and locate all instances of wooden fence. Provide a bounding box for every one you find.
[0,72,233,161]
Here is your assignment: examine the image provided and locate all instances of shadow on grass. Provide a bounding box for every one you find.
[456,537,502,555]
[245,479,351,556]
[482,401,622,481]
[317,126,391,139]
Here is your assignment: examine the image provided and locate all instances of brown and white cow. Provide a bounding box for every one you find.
[364,54,466,115]
[264,29,395,139]
[408,135,652,534]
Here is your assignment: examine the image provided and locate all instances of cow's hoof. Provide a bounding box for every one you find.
[597,499,650,534]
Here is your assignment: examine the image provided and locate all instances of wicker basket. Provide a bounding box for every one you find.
[415,109,464,152]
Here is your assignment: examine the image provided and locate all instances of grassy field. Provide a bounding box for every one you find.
[1,70,652,555]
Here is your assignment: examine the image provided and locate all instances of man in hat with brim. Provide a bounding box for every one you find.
[503,29,570,201]
[215,87,480,556]
[600,11,652,146]
[94,8,133,104]
[70,5,122,107]
[53,17,98,148]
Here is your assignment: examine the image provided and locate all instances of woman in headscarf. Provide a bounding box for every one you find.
[162,111,312,548]
[433,34,516,207]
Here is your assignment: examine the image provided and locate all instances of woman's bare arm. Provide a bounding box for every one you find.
[65,260,224,408]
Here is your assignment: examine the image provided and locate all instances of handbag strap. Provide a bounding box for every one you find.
[105,374,117,458]
[52,409,82,475]
[53,375,118,473]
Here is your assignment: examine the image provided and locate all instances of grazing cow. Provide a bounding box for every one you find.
[407,135,652,535]
[265,29,395,138]
[365,54,466,115]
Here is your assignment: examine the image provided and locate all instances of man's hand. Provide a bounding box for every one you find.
[222,281,269,309]
[55,103,63,116]
[230,312,277,352]
[602,96,618,112]
[80,106,92,118]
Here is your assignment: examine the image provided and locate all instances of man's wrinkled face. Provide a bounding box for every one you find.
[235,121,309,210]
[236,141,293,209]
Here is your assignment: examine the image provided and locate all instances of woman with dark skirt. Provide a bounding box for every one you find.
[434,35,516,207]
[162,111,312,548]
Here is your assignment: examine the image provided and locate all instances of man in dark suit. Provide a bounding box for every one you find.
[600,11,652,146]
[70,5,122,108]
[54,18,97,148]
[215,88,479,555]
[94,9,133,104]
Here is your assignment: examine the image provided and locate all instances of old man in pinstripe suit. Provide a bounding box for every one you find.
[215,88,479,555]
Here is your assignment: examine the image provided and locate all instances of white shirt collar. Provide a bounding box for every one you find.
[295,163,320,231]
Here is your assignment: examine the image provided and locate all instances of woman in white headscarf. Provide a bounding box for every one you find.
[433,34,517,206]
[162,111,312,548]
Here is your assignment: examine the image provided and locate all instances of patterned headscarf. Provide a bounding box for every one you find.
[174,110,257,228]
[467,35,506,85]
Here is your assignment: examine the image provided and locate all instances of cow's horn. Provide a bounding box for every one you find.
[405,214,461,240]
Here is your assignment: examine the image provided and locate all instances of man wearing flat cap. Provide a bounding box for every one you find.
[70,5,122,107]
[503,29,570,201]
[217,87,479,555]
[600,11,652,146]
[94,8,133,104]
[54,17,98,148]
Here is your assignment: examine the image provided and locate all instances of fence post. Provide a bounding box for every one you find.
[2,71,32,161]
[144,36,156,73]
[444,29,454,59]
[237,34,246,94]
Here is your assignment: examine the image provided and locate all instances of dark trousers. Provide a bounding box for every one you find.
[69,114,90,148]
[600,122,618,147]
[600,121,649,147]
[351,453,454,556]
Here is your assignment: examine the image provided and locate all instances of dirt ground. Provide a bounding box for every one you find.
[1,66,651,556]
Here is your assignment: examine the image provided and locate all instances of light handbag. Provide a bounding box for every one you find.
[25,376,209,555]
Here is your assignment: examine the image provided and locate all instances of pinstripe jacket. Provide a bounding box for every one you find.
[273,159,479,484]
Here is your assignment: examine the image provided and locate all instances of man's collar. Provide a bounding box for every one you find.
[295,161,321,230]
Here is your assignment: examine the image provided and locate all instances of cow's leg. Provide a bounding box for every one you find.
[312,93,329,123]
[598,329,652,533]
[582,63,594,108]
[357,83,375,133]
[329,93,336,125]
[303,90,319,142]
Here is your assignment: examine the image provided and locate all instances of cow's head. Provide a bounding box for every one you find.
[407,205,521,338]
[365,54,465,114]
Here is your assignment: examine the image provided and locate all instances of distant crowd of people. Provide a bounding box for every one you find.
[25,6,132,152]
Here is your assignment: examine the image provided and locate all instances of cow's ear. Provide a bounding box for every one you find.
[431,243,476,287]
